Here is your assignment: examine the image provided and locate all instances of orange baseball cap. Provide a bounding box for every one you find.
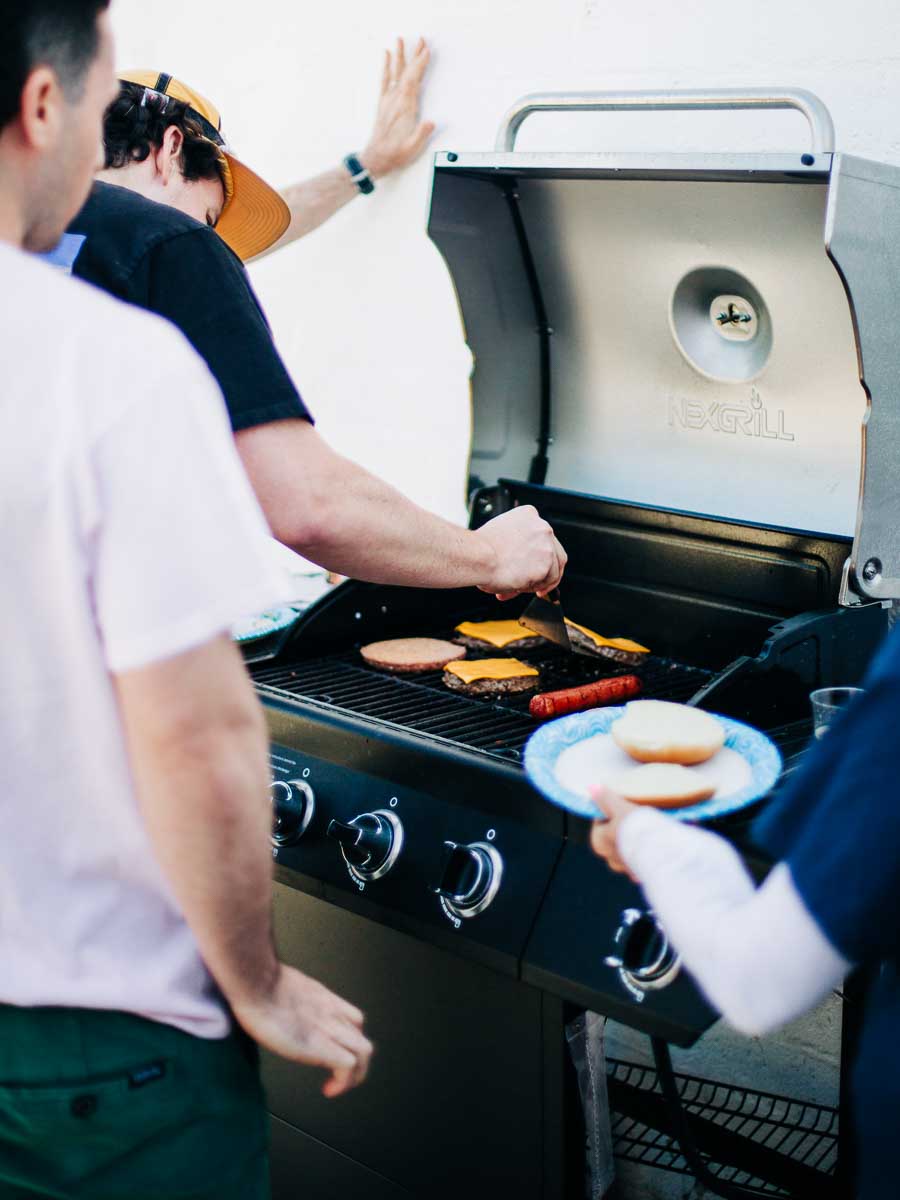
[119,70,290,261]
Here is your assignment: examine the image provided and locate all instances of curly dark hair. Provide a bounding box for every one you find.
[103,82,225,185]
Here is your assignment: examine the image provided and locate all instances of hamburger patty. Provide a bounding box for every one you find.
[455,633,542,651]
[444,673,539,696]
[565,620,650,666]
[443,657,540,696]
[453,619,545,652]
[360,637,466,674]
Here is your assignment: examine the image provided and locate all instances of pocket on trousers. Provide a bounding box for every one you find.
[0,1032,267,1199]
[0,1058,186,1190]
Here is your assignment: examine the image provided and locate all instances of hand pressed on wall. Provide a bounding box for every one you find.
[269,36,437,251]
[361,37,436,179]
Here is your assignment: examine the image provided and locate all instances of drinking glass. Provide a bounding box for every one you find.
[810,687,865,738]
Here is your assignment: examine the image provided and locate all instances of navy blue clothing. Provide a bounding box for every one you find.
[68,182,311,434]
[754,628,900,1199]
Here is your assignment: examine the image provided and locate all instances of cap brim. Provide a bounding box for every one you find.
[216,154,290,262]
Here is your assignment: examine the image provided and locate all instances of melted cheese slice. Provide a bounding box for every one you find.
[444,658,539,683]
[565,619,650,655]
[454,620,542,647]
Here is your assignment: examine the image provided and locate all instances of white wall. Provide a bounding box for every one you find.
[109,0,900,526]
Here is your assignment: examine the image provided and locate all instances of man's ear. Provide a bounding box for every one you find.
[18,67,66,153]
[155,125,185,184]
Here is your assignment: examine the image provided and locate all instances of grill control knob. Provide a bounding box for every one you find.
[432,841,503,919]
[327,810,403,882]
[270,780,316,847]
[605,908,680,1002]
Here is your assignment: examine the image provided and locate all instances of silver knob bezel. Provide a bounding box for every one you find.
[440,842,503,920]
[285,779,316,839]
[605,908,681,1000]
[344,809,404,883]
[625,954,681,993]
[270,779,316,847]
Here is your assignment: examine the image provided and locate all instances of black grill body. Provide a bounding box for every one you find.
[258,487,884,1199]
[257,108,900,1195]
[256,484,886,1047]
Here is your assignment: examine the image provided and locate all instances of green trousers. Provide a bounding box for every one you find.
[0,1005,269,1199]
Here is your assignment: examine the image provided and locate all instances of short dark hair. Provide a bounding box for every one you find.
[0,0,110,131]
[103,83,225,185]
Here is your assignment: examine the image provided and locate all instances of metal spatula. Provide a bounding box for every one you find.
[518,588,573,652]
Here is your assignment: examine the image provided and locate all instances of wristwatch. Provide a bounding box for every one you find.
[343,154,375,195]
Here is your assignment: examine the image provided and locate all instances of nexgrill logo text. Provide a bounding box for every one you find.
[667,389,795,442]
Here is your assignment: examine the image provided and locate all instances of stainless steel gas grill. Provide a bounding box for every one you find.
[256,91,900,1200]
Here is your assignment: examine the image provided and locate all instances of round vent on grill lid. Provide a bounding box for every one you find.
[670,266,773,382]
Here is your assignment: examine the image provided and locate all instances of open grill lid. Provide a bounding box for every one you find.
[426,89,900,604]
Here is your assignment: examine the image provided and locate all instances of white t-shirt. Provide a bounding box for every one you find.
[0,243,290,1037]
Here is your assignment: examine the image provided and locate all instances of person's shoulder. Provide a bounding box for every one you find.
[70,181,239,282]
[73,181,209,242]
[6,243,214,420]
[24,245,191,349]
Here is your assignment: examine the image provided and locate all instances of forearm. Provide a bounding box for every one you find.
[132,715,277,1003]
[619,810,849,1034]
[236,420,564,595]
[286,449,492,587]
[260,165,363,257]
[117,645,279,1007]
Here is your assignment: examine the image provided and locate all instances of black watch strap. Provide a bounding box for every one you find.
[343,153,375,195]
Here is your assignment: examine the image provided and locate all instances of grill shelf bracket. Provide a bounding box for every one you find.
[606,1056,841,1199]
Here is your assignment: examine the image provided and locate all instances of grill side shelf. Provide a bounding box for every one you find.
[684,605,886,735]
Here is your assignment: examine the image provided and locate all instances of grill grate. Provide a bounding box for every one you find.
[252,641,714,765]
[607,1057,839,1197]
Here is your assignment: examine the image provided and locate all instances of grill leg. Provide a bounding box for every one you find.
[540,996,586,1200]
[836,968,866,1197]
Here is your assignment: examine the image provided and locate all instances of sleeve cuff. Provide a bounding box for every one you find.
[229,401,313,434]
[105,575,291,673]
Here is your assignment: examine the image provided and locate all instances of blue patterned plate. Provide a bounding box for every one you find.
[231,607,299,644]
[524,707,782,822]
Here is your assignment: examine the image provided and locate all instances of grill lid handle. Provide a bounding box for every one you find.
[495,88,835,155]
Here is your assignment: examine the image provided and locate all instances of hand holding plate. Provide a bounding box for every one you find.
[589,787,639,881]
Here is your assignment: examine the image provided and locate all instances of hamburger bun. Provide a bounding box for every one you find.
[611,700,725,765]
[610,763,716,808]
[361,638,466,674]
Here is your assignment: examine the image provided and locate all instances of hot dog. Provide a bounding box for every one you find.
[529,674,643,720]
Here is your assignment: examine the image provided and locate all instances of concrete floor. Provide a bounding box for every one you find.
[599,992,843,1199]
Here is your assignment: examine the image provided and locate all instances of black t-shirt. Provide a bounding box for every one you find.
[753,628,900,1199]
[68,182,312,433]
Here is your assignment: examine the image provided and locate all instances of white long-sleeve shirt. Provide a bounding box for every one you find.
[617,808,851,1035]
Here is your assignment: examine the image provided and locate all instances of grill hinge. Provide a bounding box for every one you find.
[838,556,892,609]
